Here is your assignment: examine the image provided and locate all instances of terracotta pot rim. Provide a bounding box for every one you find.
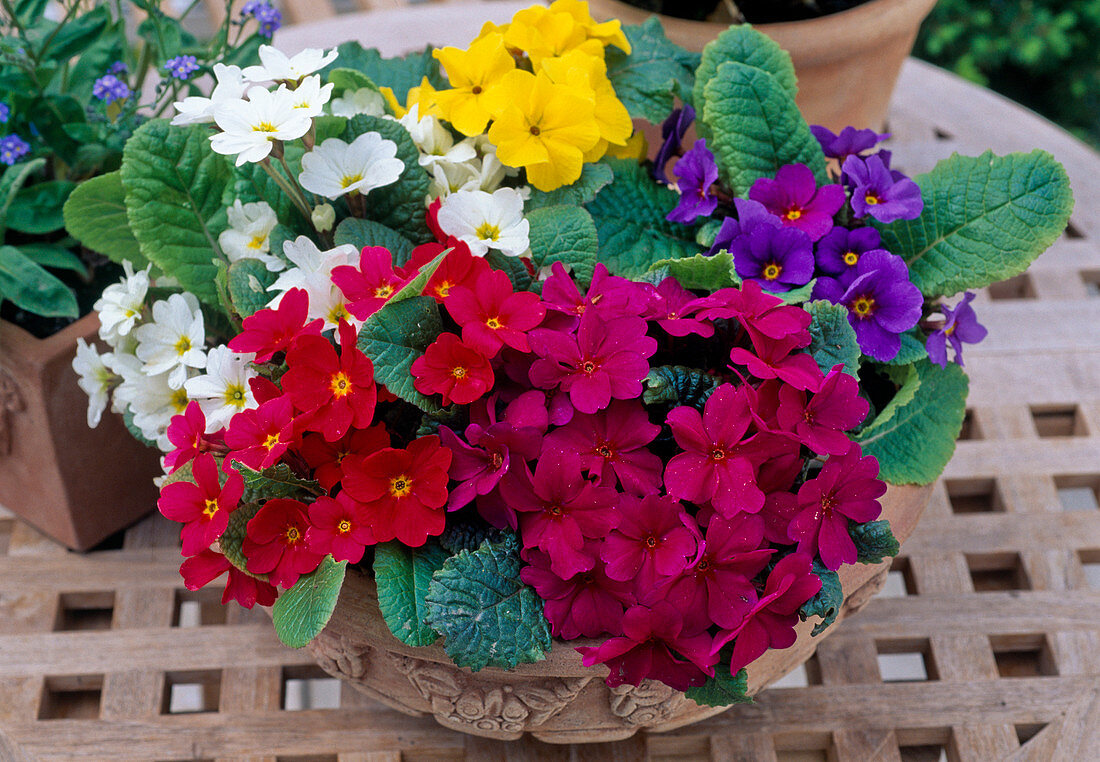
[0,312,101,364]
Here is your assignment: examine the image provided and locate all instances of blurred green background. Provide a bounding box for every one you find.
[914,0,1100,148]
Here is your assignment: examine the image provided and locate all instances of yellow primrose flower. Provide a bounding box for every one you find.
[548,0,631,54]
[379,77,441,119]
[433,33,516,137]
[502,5,604,66]
[485,69,601,191]
[539,49,632,161]
[606,130,647,161]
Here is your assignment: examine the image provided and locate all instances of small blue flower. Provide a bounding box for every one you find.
[241,0,281,38]
[92,74,132,103]
[0,134,31,166]
[0,103,9,124]
[108,60,128,75]
[164,55,200,80]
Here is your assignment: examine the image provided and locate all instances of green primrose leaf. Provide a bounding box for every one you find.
[333,218,416,265]
[648,249,736,291]
[236,462,321,502]
[800,560,842,637]
[806,300,861,377]
[321,43,445,97]
[219,501,263,576]
[272,556,348,648]
[877,150,1074,298]
[643,365,720,410]
[856,360,968,484]
[605,18,699,122]
[525,162,614,211]
[357,295,444,414]
[685,667,752,708]
[423,533,551,671]
[0,245,78,318]
[883,329,929,366]
[373,541,449,647]
[850,519,901,565]
[62,171,146,268]
[326,67,380,95]
[227,258,278,319]
[526,205,599,289]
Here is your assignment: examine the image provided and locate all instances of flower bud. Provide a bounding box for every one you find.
[312,203,335,233]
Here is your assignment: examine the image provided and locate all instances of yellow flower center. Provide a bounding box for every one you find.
[434,280,454,298]
[374,284,394,299]
[337,519,352,534]
[864,193,880,206]
[762,263,782,281]
[475,222,501,241]
[710,447,726,461]
[843,250,860,266]
[340,173,364,189]
[330,371,352,398]
[202,498,219,519]
[785,208,802,221]
[170,388,190,413]
[253,121,279,132]
[389,475,412,498]
[485,316,502,330]
[529,125,541,136]
[263,432,281,451]
[174,335,192,355]
[248,234,266,251]
[328,303,350,323]
[224,384,247,408]
[452,366,467,379]
[945,323,956,337]
[284,526,301,544]
[852,296,876,317]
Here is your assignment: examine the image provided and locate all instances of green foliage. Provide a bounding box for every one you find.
[219,502,263,576]
[373,541,449,647]
[702,61,828,197]
[643,365,719,409]
[806,300,861,377]
[0,159,46,239]
[693,24,798,139]
[850,519,901,565]
[878,150,1074,298]
[272,556,348,649]
[800,560,842,637]
[526,205,599,288]
[322,43,445,98]
[486,251,533,292]
[585,158,700,278]
[121,120,231,306]
[0,245,78,317]
[605,19,700,122]
[227,258,277,319]
[648,250,736,291]
[385,248,448,305]
[685,667,752,708]
[326,67,379,95]
[237,463,321,502]
[884,330,929,366]
[357,295,444,414]
[856,360,968,485]
[343,115,431,242]
[439,523,505,555]
[423,533,551,671]
[7,180,76,234]
[334,218,416,265]
[17,243,85,274]
[62,171,145,268]
[525,163,614,211]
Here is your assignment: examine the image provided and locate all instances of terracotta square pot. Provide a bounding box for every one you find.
[0,313,163,550]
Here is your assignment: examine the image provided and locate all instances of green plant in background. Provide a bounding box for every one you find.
[0,0,273,336]
[916,0,1100,148]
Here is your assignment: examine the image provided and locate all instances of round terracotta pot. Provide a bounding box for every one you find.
[303,483,932,743]
[589,0,939,132]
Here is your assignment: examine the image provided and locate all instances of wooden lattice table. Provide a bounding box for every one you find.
[2,9,1100,759]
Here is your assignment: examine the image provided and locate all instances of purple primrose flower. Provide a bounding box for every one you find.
[815,226,884,283]
[164,55,200,80]
[653,104,694,184]
[0,134,30,165]
[706,198,780,257]
[667,139,719,225]
[843,154,923,223]
[749,163,846,241]
[813,250,923,361]
[811,125,890,162]
[927,291,987,367]
[732,223,815,293]
[92,74,132,103]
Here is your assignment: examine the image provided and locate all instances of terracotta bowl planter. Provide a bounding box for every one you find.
[0,314,162,550]
[303,483,931,742]
[590,0,939,132]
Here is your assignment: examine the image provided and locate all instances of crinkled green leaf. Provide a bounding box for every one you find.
[585,158,700,278]
[694,24,798,139]
[800,560,842,637]
[219,502,263,576]
[643,365,719,409]
[605,18,699,122]
[806,300,861,377]
[236,462,321,502]
[62,171,145,267]
[343,115,431,243]
[227,258,278,319]
[527,205,598,289]
[373,541,449,647]
[423,533,551,672]
[0,245,78,317]
[695,219,723,249]
[703,61,827,196]
[850,519,901,565]
[878,150,1073,298]
[883,330,929,366]
[685,667,752,708]
[122,120,230,306]
[486,251,533,292]
[856,360,968,484]
[272,556,347,648]
[525,163,614,211]
[322,43,445,97]
[357,295,444,414]
[334,218,416,265]
[649,250,736,291]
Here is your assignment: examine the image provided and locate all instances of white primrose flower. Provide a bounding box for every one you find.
[396,106,477,167]
[133,293,207,390]
[435,188,530,258]
[285,74,333,118]
[184,345,259,433]
[243,45,339,83]
[329,87,385,118]
[268,236,359,330]
[428,160,482,200]
[210,85,313,166]
[219,200,284,271]
[132,371,192,451]
[171,63,248,126]
[95,260,150,346]
[298,132,404,199]
[72,339,117,428]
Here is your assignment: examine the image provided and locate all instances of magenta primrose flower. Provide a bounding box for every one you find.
[158,453,243,557]
[540,262,649,332]
[528,312,657,415]
[749,163,846,241]
[600,494,699,588]
[696,279,811,341]
[445,268,545,357]
[438,419,542,518]
[521,544,632,639]
[224,395,297,471]
[642,276,714,338]
[775,366,869,455]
